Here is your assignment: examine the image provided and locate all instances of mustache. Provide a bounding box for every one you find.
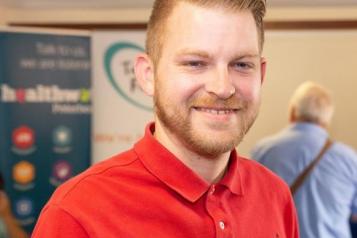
[189,95,245,109]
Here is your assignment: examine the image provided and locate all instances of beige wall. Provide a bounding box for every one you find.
[267,6,357,21]
[0,6,7,25]
[1,6,357,25]
[239,30,357,156]
[0,6,150,25]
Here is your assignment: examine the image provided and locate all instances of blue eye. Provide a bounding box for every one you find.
[231,61,254,71]
[236,62,249,68]
[185,61,206,68]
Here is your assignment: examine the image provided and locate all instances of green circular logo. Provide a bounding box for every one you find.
[104,42,152,111]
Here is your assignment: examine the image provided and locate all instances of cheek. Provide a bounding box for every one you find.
[235,78,262,102]
[158,72,202,103]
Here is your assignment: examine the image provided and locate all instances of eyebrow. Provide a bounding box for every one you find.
[175,49,211,58]
[176,49,260,60]
[232,54,260,60]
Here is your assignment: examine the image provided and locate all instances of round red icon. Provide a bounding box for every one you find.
[12,126,35,150]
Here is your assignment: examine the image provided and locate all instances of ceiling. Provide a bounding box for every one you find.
[1,0,357,8]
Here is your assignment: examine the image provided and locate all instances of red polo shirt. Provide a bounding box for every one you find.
[32,123,299,238]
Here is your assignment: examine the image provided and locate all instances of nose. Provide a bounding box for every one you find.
[205,66,235,99]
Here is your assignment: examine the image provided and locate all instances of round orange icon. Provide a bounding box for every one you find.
[13,161,35,185]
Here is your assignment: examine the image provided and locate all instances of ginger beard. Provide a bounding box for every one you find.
[154,80,261,158]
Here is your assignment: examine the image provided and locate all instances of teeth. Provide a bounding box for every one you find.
[197,108,234,115]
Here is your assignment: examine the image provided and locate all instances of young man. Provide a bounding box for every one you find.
[32,1,299,237]
[252,81,357,238]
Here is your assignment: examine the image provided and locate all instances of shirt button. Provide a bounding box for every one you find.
[219,221,225,230]
[209,185,215,195]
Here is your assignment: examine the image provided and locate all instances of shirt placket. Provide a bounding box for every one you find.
[205,184,232,238]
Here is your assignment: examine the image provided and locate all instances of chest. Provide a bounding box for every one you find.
[77,187,288,238]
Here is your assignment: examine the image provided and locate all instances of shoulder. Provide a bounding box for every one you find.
[34,149,143,236]
[328,142,357,175]
[48,149,139,205]
[252,134,278,151]
[329,141,357,168]
[251,131,290,160]
[331,142,357,159]
[32,204,89,238]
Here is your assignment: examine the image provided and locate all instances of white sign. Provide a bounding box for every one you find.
[91,31,153,163]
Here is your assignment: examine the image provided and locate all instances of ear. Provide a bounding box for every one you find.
[134,53,155,96]
[289,106,296,123]
[260,57,267,84]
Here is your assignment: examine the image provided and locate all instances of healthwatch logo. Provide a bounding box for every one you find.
[0,84,90,104]
[104,42,153,111]
[0,84,91,114]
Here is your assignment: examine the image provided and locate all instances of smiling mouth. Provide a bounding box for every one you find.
[194,107,238,115]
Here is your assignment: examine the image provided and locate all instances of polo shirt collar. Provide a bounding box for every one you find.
[220,150,244,196]
[134,123,244,203]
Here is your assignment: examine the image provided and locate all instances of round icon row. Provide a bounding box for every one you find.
[12,160,73,189]
[11,125,73,155]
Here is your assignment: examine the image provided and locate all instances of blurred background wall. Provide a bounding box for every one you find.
[0,1,357,23]
[0,1,357,235]
[1,0,357,156]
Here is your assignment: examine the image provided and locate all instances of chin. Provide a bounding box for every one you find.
[190,141,237,158]
[188,131,242,156]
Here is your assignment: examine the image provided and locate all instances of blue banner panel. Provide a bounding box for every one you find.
[0,30,91,234]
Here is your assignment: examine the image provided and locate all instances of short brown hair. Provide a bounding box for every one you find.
[146,0,266,65]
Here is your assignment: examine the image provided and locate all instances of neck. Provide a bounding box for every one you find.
[186,154,230,183]
[154,121,231,184]
[292,119,328,129]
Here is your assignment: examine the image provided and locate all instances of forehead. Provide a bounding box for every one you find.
[161,2,260,58]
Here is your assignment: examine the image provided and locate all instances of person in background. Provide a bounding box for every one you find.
[252,81,357,238]
[32,0,299,237]
[0,176,28,238]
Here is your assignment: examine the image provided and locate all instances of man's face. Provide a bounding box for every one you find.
[153,2,265,157]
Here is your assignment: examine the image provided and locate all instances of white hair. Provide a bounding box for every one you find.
[289,81,334,126]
